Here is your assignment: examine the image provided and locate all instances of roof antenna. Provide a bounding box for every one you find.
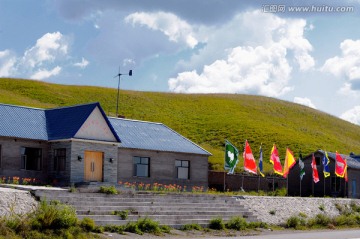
[114,67,132,118]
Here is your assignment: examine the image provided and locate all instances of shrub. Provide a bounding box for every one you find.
[80,218,95,232]
[99,186,118,195]
[319,204,325,211]
[298,212,307,218]
[125,222,143,235]
[112,210,128,220]
[308,214,331,228]
[286,216,306,229]
[181,223,203,231]
[350,201,360,213]
[248,221,268,229]
[103,224,125,234]
[226,216,247,231]
[209,218,225,230]
[334,214,357,226]
[31,200,77,230]
[137,218,162,235]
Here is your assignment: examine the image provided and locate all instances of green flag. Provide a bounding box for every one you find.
[224,140,239,174]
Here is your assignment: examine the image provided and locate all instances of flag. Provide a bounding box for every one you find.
[283,148,296,178]
[335,151,347,178]
[270,144,283,176]
[224,140,239,174]
[243,140,257,174]
[311,154,320,183]
[258,145,264,177]
[298,152,305,180]
[322,151,331,178]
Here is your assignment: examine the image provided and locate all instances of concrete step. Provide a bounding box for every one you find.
[76,208,249,215]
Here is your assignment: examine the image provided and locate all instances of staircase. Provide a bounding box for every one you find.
[33,190,257,228]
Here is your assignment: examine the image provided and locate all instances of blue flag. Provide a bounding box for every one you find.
[258,145,264,177]
[322,151,331,178]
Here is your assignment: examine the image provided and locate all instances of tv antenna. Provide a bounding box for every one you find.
[114,67,132,117]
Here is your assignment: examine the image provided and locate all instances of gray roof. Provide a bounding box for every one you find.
[108,117,211,156]
[318,150,360,170]
[0,104,48,140]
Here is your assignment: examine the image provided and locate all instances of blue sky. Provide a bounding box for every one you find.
[1,0,360,125]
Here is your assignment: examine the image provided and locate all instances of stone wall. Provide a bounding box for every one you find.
[0,188,37,217]
[240,195,360,225]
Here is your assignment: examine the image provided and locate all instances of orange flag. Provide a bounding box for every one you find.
[283,148,296,178]
[243,140,257,174]
[311,154,320,183]
[335,151,347,178]
[270,144,283,176]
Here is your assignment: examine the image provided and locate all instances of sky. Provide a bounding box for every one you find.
[1,0,360,125]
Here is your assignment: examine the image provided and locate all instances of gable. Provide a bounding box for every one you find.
[75,106,117,142]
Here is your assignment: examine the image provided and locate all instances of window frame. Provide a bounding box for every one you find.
[20,147,42,171]
[54,148,66,172]
[133,156,150,177]
[175,160,190,180]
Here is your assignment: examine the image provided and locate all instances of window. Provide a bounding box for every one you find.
[133,157,150,177]
[21,147,42,171]
[176,160,190,179]
[331,176,341,192]
[315,156,321,166]
[54,149,66,172]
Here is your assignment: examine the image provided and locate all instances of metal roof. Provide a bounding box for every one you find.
[0,103,209,156]
[108,117,211,156]
[0,104,48,140]
[318,150,360,170]
[0,103,120,142]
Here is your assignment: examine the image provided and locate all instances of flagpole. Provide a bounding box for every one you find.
[323,176,325,197]
[300,176,302,197]
[258,175,260,193]
[223,171,226,192]
[287,177,289,196]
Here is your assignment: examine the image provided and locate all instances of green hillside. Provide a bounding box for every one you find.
[1,78,360,174]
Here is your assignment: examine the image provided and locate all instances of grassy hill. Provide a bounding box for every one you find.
[1,78,360,174]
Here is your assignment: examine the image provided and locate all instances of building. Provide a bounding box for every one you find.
[287,150,360,198]
[0,103,211,188]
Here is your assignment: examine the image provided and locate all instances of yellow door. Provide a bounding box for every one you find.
[84,151,103,182]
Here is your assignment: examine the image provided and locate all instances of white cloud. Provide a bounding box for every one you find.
[340,106,360,125]
[74,57,89,69]
[293,97,317,109]
[122,58,136,66]
[168,10,314,96]
[30,66,62,80]
[322,39,360,91]
[22,32,69,68]
[0,50,16,77]
[125,11,198,48]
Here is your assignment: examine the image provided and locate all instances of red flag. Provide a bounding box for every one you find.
[243,140,257,174]
[283,148,296,178]
[312,154,320,183]
[270,144,283,176]
[335,151,347,178]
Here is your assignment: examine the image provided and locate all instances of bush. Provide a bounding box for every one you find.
[31,200,77,230]
[99,186,118,195]
[80,218,95,232]
[209,218,225,230]
[226,216,247,230]
[286,216,306,229]
[103,224,125,234]
[308,214,331,228]
[112,210,128,220]
[125,222,143,235]
[181,223,203,231]
[137,218,162,235]
[334,214,357,227]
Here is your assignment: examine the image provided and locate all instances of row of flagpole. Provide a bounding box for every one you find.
[224,140,348,192]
